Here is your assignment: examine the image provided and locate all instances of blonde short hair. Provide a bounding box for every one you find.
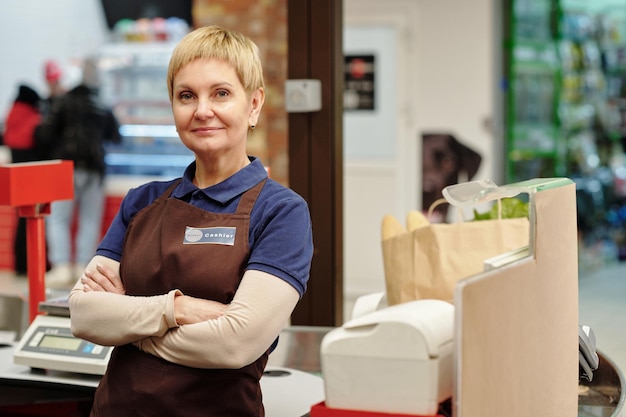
[167,25,265,101]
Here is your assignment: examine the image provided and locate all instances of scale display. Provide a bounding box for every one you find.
[14,315,113,375]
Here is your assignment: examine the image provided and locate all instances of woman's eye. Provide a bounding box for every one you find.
[179,92,194,101]
[216,90,229,98]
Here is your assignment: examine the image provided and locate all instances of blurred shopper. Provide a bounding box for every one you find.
[41,60,66,117]
[36,57,121,288]
[2,84,43,275]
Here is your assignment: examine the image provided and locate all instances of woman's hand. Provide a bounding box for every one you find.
[174,294,228,325]
[81,262,125,295]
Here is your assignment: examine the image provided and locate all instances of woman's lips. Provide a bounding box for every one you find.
[192,126,222,134]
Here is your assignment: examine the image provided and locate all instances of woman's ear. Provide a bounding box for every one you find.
[249,88,265,127]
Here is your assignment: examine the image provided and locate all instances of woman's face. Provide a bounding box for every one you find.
[171,58,263,160]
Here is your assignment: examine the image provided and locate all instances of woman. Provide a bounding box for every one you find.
[69,25,314,417]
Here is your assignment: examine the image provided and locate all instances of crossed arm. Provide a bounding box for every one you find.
[68,255,299,369]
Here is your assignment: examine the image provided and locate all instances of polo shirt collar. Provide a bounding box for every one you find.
[173,156,268,205]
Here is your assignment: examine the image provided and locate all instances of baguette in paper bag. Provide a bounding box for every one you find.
[381,201,529,305]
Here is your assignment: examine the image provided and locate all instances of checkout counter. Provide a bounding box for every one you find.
[0,268,624,416]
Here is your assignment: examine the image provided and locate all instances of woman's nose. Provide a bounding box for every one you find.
[194,98,214,119]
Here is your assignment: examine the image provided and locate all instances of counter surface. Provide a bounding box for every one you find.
[0,345,324,417]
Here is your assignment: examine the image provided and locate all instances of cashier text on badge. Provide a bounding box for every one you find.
[183,226,236,245]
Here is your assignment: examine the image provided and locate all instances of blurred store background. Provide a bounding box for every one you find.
[504,0,626,272]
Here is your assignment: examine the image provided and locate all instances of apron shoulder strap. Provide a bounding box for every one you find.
[154,178,183,202]
[236,179,267,215]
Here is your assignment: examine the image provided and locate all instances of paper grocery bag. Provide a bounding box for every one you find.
[381,210,529,305]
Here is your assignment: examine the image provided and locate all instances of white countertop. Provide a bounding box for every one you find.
[0,345,324,416]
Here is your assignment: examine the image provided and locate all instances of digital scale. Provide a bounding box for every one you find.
[13,297,113,375]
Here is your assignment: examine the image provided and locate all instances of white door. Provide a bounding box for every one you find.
[342,0,497,321]
[343,0,420,318]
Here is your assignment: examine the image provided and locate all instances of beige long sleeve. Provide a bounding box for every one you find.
[68,256,180,346]
[134,269,299,369]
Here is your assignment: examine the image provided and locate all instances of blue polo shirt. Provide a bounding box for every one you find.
[97,157,313,296]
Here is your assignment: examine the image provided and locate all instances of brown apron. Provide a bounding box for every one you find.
[91,179,268,417]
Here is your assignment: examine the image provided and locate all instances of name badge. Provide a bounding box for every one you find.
[183,226,236,246]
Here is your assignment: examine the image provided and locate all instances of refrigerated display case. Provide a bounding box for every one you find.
[98,42,193,181]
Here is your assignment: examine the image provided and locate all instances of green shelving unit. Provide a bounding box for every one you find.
[504,0,626,183]
[506,0,626,263]
[504,0,563,183]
